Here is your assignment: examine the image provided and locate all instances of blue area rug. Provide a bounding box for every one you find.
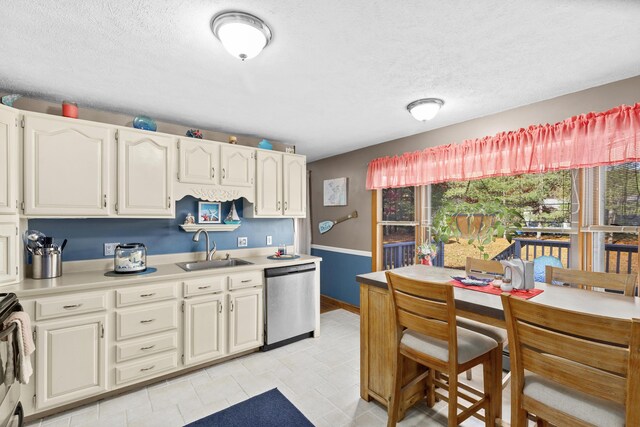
[185,388,314,427]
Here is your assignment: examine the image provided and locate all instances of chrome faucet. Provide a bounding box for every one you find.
[192,229,217,260]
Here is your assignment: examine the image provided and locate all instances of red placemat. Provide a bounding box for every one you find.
[450,280,543,300]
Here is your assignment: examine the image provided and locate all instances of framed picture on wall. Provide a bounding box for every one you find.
[198,202,221,223]
[324,177,348,206]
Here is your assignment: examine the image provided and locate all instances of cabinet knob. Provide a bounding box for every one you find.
[140,345,156,351]
[140,293,155,298]
[198,285,211,290]
[63,304,82,310]
[222,168,226,179]
[211,167,215,179]
[168,196,172,209]
[230,301,234,312]
[284,201,288,211]
[103,194,107,208]
[140,319,156,324]
[140,365,155,372]
[277,201,281,210]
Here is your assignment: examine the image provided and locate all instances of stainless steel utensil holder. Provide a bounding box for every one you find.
[32,252,62,279]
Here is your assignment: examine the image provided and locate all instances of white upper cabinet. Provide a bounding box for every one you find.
[245,151,307,218]
[178,138,220,185]
[117,129,175,217]
[0,220,18,285]
[220,144,255,187]
[255,151,283,216]
[23,113,112,216]
[0,106,18,214]
[283,153,306,217]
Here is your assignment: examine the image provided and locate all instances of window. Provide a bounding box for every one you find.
[379,187,419,269]
[429,171,575,269]
[375,171,579,271]
[585,162,639,275]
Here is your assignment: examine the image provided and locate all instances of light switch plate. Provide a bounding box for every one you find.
[238,237,248,247]
[104,242,120,256]
[266,236,272,245]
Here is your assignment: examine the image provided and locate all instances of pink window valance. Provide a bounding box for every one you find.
[366,103,640,190]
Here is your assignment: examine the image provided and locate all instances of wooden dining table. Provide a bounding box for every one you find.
[355,264,640,424]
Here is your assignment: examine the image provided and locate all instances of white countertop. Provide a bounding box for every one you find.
[6,255,322,298]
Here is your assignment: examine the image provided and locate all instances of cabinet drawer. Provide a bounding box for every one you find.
[116,282,177,307]
[228,271,263,290]
[116,302,177,340]
[35,293,106,321]
[183,276,226,297]
[116,332,178,363]
[115,352,177,385]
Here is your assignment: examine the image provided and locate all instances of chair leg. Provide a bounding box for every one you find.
[483,352,499,427]
[426,368,436,407]
[511,372,527,427]
[490,347,503,422]
[466,369,472,380]
[536,418,549,427]
[448,371,458,427]
[387,348,404,427]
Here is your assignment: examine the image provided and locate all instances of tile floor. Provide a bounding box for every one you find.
[26,309,511,426]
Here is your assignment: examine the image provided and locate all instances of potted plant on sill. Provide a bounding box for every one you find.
[431,200,523,260]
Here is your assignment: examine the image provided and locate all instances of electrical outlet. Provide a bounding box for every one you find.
[266,235,272,245]
[237,237,248,248]
[104,242,120,256]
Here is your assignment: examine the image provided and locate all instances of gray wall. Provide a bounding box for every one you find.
[308,75,640,252]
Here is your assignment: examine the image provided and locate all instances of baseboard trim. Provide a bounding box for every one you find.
[321,294,360,315]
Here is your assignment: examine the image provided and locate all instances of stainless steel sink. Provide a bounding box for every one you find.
[176,258,254,272]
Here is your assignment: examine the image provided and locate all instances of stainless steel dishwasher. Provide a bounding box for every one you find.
[262,263,316,351]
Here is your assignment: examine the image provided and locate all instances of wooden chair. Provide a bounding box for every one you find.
[385,271,502,427]
[460,257,508,381]
[501,293,640,427]
[545,266,637,297]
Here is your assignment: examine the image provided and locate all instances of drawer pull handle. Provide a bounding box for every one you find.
[140,345,156,351]
[140,365,155,372]
[241,280,252,283]
[140,293,155,298]
[198,286,211,290]
[63,304,82,310]
[140,319,156,324]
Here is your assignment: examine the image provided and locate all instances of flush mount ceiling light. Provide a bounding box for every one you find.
[211,12,272,61]
[407,98,444,121]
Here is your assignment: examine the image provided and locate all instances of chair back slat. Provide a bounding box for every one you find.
[397,309,449,342]
[522,347,626,404]
[466,257,503,278]
[386,272,450,301]
[518,320,628,376]
[393,291,449,322]
[545,266,637,297]
[506,295,631,345]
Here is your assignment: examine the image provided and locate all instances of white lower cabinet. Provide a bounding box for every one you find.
[183,295,226,366]
[228,287,264,354]
[27,272,268,416]
[35,314,107,410]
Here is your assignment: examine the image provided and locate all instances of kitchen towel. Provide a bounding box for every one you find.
[3,311,35,384]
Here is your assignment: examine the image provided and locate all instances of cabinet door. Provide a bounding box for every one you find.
[255,151,282,216]
[117,129,175,216]
[178,138,220,185]
[23,114,111,216]
[0,220,18,285]
[220,145,255,187]
[0,106,18,214]
[35,314,107,410]
[283,154,307,217]
[228,287,263,354]
[184,295,226,366]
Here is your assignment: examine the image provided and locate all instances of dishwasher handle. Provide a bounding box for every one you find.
[264,263,316,278]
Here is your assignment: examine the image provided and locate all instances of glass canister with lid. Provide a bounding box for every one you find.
[114,243,147,273]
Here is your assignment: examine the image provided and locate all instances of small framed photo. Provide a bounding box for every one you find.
[198,202,221,223]
[324,177,348,206]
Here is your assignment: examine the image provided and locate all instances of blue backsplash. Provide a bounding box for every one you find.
[29,197,294,261]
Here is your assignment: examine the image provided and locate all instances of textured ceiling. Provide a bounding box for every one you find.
[1,1,639,161]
